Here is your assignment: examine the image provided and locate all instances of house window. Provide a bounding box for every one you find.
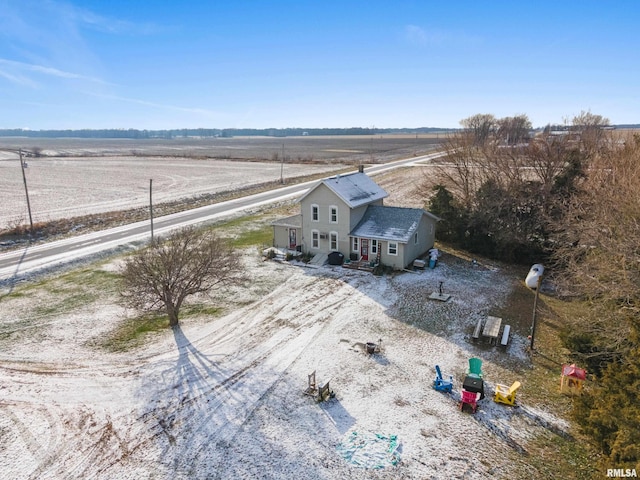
[414,232,419,244]
[388,242,398,256]
[371,239,378,254]
[311,204,319,222]
[330,232,338,251]
[352,237,359,252]
[312,230,319,248]
[330,205,338,223]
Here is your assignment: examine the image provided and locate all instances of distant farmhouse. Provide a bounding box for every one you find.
[272,167,439,270]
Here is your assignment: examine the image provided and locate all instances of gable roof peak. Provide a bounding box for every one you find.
[320,171,388,208]
[298,171,388,208]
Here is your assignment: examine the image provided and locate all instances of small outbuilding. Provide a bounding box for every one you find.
[560,363,586,394]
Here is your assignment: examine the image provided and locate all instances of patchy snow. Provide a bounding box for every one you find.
[0,156,346,227]
[0,249,571,479]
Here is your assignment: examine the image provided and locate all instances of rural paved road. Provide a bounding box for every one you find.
[0,151,446,282]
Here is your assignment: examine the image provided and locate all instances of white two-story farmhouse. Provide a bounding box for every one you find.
[272,168,439,270]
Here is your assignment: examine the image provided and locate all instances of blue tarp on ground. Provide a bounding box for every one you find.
[336,431,401,469]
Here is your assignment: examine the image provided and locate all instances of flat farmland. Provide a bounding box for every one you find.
[0,135,442,228]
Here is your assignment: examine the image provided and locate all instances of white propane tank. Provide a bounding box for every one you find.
[525,264,544,289]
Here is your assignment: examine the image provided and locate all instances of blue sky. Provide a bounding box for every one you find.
[1,0,638,130]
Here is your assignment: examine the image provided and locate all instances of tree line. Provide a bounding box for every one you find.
[424,111,640,468]
[0,126,453,139]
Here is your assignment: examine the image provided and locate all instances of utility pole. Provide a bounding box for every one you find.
[149,179,154,243]
[280,143,285,184]
[19,149,34,232]
[370,136,374,163]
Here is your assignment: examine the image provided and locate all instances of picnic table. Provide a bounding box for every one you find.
[483,316,502,344]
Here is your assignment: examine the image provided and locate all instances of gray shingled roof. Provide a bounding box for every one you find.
[300,172,388,208]
[350,205,431,243]
[271,214,301,228]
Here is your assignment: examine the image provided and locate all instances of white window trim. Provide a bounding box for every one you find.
[311,229,319,249]
[414,232,419,244]
[311,204,319,222]
[352,237,359,252]
[371,239,378,254]
[388,241,398,256]
[329,205,338,223]
[330,231,338,251]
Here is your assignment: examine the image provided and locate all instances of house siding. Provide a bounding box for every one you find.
[273,226,289,249]
[402,214,436,266]
[300,184,352,255]
[377,240,406,270]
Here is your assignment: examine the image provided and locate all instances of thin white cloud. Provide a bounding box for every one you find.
[69,5,170,35]
[0,67,38,88]
[0,58,110,88]
[0,1,167,92]
[86,92,221,117]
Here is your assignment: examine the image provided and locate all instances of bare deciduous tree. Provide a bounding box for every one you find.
[527,135,572,191]
[496,114,532,145]
[120,226,244,326]
[571,110,611,155]
[459,113,497,146]
[434,131,486,209]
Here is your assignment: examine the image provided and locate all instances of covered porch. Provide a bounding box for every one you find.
[343,236,381,272]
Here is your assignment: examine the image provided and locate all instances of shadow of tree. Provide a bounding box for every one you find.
[133,325,246,476]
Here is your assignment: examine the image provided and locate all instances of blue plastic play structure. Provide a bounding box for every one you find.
[433,365,454,393]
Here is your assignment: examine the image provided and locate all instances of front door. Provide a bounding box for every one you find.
[360,239,369,261]
[289,229,297,249]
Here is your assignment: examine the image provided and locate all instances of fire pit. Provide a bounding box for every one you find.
[462,375,485,400]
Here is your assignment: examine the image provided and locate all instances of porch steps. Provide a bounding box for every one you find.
[309,253,328,266]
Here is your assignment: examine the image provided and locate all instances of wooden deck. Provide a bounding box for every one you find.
[342,260,376,272]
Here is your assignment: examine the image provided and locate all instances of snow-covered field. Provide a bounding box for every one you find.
[0,155,346,228]
[0,135,442,230]
[0,247,571,479]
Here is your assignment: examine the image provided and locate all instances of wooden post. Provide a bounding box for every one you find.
[280,143,284,184]
[530,275,542,350]
[19,149,34,232]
